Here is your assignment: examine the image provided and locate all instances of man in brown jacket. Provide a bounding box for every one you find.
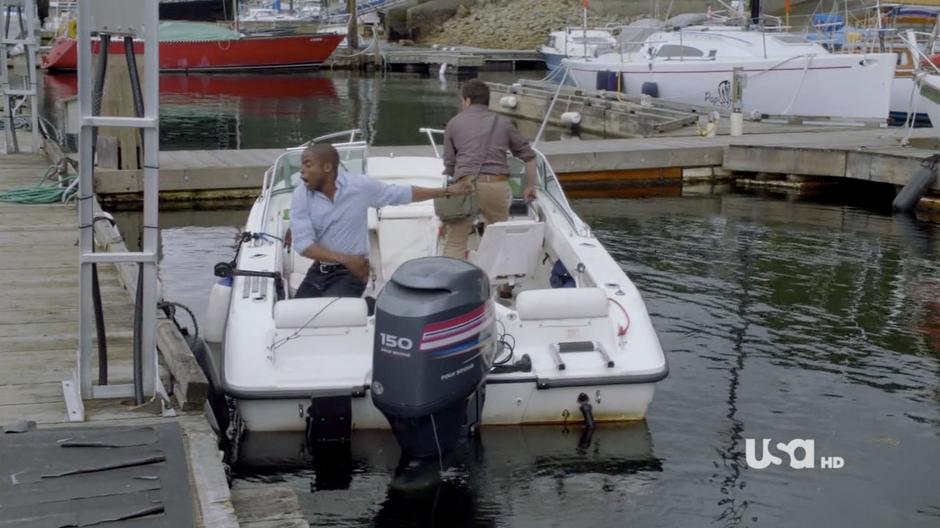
[441,79,539,259]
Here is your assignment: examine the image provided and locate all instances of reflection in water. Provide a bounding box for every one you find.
[40,70,560,150]
[712,225,755,527]
[111,209,243,333]
[234,424,661,528]
[583,195,940,527]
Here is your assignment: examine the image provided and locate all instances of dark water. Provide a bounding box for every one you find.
[119,192,940,527]
[40,69,567,150]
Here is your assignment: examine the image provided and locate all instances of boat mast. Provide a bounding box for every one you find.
[582,0,588,58]
[233,0,240,33]
[750,0,760,26]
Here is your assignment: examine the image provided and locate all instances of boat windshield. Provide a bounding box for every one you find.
[270,142,368,194]
[533,150,590,237]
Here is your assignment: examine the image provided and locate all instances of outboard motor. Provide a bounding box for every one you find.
[372,257,495,458]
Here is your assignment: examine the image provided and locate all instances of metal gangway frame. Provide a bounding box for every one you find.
[0,0,39,153]
[63,0,161,421]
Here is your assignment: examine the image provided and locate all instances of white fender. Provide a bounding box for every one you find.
[203,279,232,343]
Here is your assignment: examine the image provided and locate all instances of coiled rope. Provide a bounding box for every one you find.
[0,164,78,204]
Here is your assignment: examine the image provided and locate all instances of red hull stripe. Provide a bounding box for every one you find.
[41,34,344,72]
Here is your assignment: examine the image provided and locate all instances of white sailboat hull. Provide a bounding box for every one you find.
[565,52,897,121]
[916,72,940,130]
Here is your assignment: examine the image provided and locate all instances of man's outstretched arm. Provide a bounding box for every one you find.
[410,179,472,203]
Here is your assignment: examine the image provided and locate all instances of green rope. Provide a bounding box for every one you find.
[0,166,77,204]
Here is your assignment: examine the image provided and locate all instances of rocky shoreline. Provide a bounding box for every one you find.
[425,0,637,50]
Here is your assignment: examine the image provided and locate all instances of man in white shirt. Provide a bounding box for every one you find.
[291,143,469,298]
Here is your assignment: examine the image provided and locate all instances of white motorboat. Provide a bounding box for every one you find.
[540,27,617,70]
[199,130,668,445]
[562,24,897,122]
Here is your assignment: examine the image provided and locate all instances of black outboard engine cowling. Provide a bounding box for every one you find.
[372,257,495,458]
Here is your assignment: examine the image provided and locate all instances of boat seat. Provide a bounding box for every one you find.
[274,298,368,329]
[516,288,619,375]
[288,250,315,296]
[468,220,545,283]
[516,287,608,320]
[375,206,438,281]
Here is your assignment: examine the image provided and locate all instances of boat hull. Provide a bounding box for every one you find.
[565,53,897,121]
[917,73,940,131]
[540,50,564,70]
[235,381,657,432]
[41,33,345,72]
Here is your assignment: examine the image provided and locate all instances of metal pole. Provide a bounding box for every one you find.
[731,66,744,136]
[582,7,587,59]
[77,0,94,399]
[140,0,159,399]
[534,67,569,147]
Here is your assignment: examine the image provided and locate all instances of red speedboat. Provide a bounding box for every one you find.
[41,21,344,72]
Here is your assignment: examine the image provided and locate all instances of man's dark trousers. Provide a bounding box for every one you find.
[295,265,365,298]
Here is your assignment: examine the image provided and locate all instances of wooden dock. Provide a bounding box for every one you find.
[377,45,543,74]
[488,80,895,139]
[93,128,940,206]
[0,149,239,527]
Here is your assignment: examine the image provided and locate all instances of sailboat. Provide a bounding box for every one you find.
[562,3,897,122]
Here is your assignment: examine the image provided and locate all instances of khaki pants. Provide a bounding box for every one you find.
[441,178,511,259]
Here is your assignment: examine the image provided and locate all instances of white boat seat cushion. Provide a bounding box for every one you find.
[377,216,436,280]
[468,220,545,282]
[288,250,315,296]
[274,298,368,328]
[516,287,608,320]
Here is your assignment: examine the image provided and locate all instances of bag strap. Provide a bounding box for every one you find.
[472,114,501,182]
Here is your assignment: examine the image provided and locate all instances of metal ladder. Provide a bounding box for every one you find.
[0,0,39,153]
[63,0,161,421]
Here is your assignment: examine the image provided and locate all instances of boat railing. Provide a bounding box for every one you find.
[900,30,940,75]
[758,14,786,32]
[533,150,591,238]
[418,127,444,158]
[307,128,363,145]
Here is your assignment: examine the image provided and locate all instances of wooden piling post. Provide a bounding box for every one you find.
[347,0,359,50]
[98,53,142,170]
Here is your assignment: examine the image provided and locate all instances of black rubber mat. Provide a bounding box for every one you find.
[0,421,194,527]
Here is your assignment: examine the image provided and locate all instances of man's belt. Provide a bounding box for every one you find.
[476,173,509,183]
[313,261,345,274]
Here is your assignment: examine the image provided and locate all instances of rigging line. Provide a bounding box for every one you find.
[269,296,344,351]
